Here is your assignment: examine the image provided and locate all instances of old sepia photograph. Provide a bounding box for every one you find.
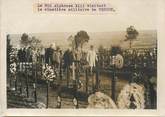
[1,0,165,116]
[7,28,157,109]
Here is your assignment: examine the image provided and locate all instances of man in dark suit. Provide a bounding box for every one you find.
[46,44,54,65]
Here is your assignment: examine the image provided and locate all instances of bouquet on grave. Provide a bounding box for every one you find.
[36,102,46,108]
[117,83,145,109]
[42,64,56,82]
[9,48,17,76]
[10,62,17,75]
[87,91,117,109]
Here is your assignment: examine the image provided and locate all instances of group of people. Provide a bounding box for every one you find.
[17,47,40,63]
[16,44,98,74]
[123,48,157,69]
[15,44,157,80]
[62,45,98,74]
[17,44,62,69]
[97,48,157,70]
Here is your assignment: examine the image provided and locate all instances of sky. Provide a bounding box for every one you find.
[9,30,157,50]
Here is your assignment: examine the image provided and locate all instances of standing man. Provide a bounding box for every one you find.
[17,48,24,71]
[63,48,73,71]
[87,45,98,74]
[26,47,32,62]
[53,46,61,69]
[22,47,27,62]
[40,46,45,64]
[46,44,54,65]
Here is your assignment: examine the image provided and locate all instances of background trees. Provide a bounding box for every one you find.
[20,33,41,49]
[125,26,139,48]
[74,31,90,50]
[20,33,29,47]
[110,45,122,56]
[29,36,41,49]
[67,30,90,50]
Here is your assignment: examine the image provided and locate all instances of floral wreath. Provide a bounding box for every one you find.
[117,83,145,109]
[87,91,117,109]
[42,64,56,82]
[9,48,17,76]
[10,62,17,75]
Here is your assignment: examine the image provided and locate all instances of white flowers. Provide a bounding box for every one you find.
[42,64,56,82]
[10,62,17,74]
[36,102,46,108]
[117,83,145,109]
[9,48,17,75]
[87,83,145,109]
[87,92,117,109]
[77,80,83,89]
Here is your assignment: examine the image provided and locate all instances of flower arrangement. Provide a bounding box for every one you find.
[77,80,83,89]
[42,64,56,82]
[36,102,46,108]
[10,62,17,75]
[73,97,78,108]
[87,91,117,109]
[117,83,145,109]
[9,48,17,75]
